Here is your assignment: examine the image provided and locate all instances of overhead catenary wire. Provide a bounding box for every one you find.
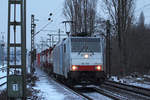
[34,21,53,36]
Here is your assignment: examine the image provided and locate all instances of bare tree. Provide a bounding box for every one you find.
[101,0,135,36]
[102,0,135,76]
[63,0,97,36]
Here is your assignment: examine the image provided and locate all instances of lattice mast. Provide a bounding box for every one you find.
[7,0,26,99]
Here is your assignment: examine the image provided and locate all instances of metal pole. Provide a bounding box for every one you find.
[23,0,27,99]
[31,14,36,74]
[58,29,60,42]
[106,20,111,78]
[48,34,51,47]
[52,36,54,47]
[7,1,11,99]
[31,15,35,51]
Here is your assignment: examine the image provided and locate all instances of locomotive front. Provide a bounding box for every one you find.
[69,37,106,85]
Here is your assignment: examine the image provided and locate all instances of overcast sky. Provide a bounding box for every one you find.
[0,0,150,51]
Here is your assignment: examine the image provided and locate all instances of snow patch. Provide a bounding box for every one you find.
[34,79,65,100]
[110,75,150,89]
[33,69,65,100]
[143,75,150,78]
[0,65,7,91]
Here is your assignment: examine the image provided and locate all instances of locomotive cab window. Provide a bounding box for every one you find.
[71,38,101,52]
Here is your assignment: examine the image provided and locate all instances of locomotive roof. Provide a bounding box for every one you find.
[39,37,101,54]
[53,37,100,47]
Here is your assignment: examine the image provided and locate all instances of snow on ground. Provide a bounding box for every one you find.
[33,72,65,100]
[144,75,150,78]
[110,74,150,89]
[0,65,7,91]
[128,82,150,89]
[33,68,89,100]
[0,83,6,91]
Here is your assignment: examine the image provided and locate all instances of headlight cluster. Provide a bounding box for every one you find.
[95,65,102,71]
[84,54,89,59]
[71,65,78,71]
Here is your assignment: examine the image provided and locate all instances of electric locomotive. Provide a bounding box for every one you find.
[52,37,106,85]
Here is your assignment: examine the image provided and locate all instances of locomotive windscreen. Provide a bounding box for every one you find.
[71,38,101,52]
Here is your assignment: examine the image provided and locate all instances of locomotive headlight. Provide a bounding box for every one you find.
[72,65,78,71]
[84,54,89,59]
[95,65,102,71]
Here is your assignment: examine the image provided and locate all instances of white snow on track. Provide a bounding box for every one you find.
[110,75,150,89]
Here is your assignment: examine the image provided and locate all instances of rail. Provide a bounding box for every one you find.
[94,87,128,100]
[105,80,150,97]
[53,77,123,100]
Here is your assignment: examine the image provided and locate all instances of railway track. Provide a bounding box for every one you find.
[93,87,128,100]
[51,77,127,100]
[72,80,150,100]
[0,66,7,87]
[100,80,150,100]
[38,68,119,100]
[105,80,150,97]
[39,68,150,100]
[0,82,6,87]
[0,77,6,87]
[0,76,7,87]
[74,86,127,100]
